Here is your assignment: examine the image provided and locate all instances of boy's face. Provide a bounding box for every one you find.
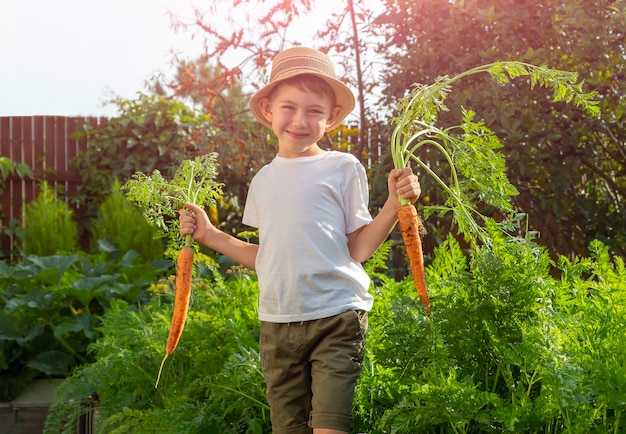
[259,82,341,158]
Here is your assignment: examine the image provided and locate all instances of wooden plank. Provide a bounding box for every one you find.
[0,117,12,255]
[27,117,45,202]
[64,117,77,201]
[0,116,11,194]
[51,117,65,197]
[5,117,24,256]
[65,117,99,202]
[21,117,37,214]
[44,116,57,193]
[62,116,81,205]
[0,117,10,157]
[66,116,79,172]
[9,117,24,226]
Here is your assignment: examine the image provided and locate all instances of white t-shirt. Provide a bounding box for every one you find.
[243,150,374,323]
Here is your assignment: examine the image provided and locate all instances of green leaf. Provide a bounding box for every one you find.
[66,276,119,306]
[54,313,96,340]
[26,350,74,376]
[124,154,223,251]
[27,254,80,274]
[0,314,45,344]
[15,162,34,179]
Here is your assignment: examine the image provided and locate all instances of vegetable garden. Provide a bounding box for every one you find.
[1,48,624,434]
[0,0,626,428]
[40,236,626,433]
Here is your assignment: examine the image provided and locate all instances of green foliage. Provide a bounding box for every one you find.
[46,262,267,433]
[390,61,599,247]
[0,157,34,221]
[0,157,34,186]
[0,156,33,182]
[354,229,625,433]
[21,181,79,256]
[42,230,626,432]
[548,241,626,433]
[377,0,625,258]
[71,93,219,211]
[90,180,164,262]
[43,396,94,434]
[123,154,222,255]
[0,251,169,401]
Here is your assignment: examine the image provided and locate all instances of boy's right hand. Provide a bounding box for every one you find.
[179,202,213,245]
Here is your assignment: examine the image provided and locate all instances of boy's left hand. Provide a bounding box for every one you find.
[389,167,421,205]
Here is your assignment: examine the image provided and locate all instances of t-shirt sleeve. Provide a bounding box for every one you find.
[242,177,259,228]
[344,159,372,234]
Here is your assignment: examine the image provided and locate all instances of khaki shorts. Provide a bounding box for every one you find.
[259,310,368,433]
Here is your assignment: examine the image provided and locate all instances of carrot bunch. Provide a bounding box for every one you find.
[390,62,600,316]
[124,154,222,388]
[391,87,436,317]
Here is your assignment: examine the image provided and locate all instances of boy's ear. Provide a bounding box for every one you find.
[327,105,342,128]
[259,97,273,122]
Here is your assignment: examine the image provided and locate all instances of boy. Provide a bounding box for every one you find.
[179,47,421,433]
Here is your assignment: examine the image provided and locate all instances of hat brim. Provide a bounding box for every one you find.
[249,73,355,132]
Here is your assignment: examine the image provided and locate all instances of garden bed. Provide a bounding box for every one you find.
[0,379,63,434]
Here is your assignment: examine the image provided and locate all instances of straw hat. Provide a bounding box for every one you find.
[249,47,355,132]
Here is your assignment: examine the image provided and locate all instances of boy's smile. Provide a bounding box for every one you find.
[260,83,341,158]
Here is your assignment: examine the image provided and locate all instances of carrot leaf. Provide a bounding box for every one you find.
[123,153,222,254]
[390,61,599,247]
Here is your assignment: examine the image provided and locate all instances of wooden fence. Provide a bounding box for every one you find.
[0,116,106,255]
[0,115,415,258]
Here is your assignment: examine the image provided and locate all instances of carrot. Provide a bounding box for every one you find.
[124,157,220,387]
[398,203,431,317]
[389,63,600,316]
[155,244,194,388]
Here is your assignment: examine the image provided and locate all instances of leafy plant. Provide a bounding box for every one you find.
[390,61,600,247]
[0,250,169,401]
[43,232,626,433]
[547,241,626,433]
[71,94,220,211]
[90,179,164,262]
[21,181,79,256]
[0,156,34,222]
[45,261,267,433]
[123,154,222,256]
[354,229,625,433]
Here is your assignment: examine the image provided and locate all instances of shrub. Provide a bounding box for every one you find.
[0,251,170,402]
[71,94,219,211]
[21,181,78,256]
[45,259,267,433]
[90,180,164,262]
[42,237,626,433]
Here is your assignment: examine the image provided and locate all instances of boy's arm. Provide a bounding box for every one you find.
[180,202,258,270]
[347,168,420,263]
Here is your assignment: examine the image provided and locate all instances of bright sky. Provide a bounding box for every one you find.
[0,1,377,121]
[0,0,205,117]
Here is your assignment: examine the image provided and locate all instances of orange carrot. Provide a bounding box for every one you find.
[398,203,431,316]
[155,245,194,388]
